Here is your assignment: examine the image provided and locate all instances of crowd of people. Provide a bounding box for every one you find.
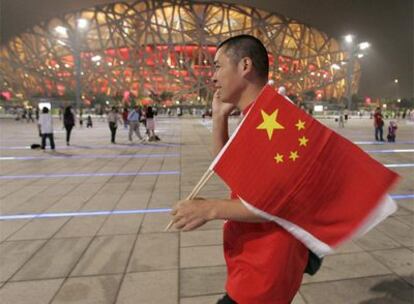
[32,104,161,149]
[106,105,159,144]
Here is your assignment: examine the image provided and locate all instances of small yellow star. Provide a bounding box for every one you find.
[298,136,309,147]
[274,153,284,163]
[289,151,299,161]
[295,120,306,131]
[256,109,285,140]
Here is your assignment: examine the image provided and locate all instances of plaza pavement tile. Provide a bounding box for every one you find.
[0,278,64,304]
[51,274,122,304]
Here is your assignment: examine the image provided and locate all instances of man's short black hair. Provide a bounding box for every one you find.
[217,35,269,80]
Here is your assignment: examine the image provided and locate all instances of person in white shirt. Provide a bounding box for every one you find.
[107,106,122,144]
[127,105,144,141]
[38,107,55,150]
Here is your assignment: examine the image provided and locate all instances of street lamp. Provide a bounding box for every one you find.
[54,18,88,112]
[344,34,370,110]
[394,78,400,100]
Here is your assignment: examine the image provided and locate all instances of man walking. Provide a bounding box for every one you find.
[38,107,55,150]
[128,105,144,142]
[170,35,308,303]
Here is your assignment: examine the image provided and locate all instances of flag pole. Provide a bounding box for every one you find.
[164,169,214,231]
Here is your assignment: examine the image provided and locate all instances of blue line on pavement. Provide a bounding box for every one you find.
[366,149,414,154]
[384,164,414,168]
[390,194,414,200]
[1,194,412,221]
[354,141,414,145]
[0,153,180,161]
[0,208,173,221]
[0,142,181,150]
[0,171,180,180]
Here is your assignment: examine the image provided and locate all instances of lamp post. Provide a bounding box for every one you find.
[394,78,400,101]
[344,34,370,111]
[54,18,88,112]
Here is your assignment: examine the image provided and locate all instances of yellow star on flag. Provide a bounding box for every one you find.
[256,109,285,140]
[298,136,309,146]
[289,151,299,161]
[295,120,306,131]
[274,153,284,163]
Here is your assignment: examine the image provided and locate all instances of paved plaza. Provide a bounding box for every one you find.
[0,115,413,304]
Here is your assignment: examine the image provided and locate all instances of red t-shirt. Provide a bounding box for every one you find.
[224,194,308,303]
[224,102,308,303]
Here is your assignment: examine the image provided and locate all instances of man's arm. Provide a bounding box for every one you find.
[171,198,266,231]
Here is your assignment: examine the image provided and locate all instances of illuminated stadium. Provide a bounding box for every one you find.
[0,0,360,105]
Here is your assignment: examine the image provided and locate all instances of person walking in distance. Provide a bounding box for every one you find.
[122,107,129,129]
[374,107,385,141]
[63,106,75,145]
[38,107,55,150]
[127,105,144,142]
[107,106,122,144]
[145,106,157,141]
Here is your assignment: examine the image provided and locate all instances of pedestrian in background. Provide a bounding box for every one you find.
[86,115,93,128]
[38,107,55,150]
[374,107,385,142]
[27,108,34,122]
[128,105,144,142]
[146,106,158,141]
[107,106,122,144]
[63,106,75,145]
[122,107,129,129]
[79,108,84,128]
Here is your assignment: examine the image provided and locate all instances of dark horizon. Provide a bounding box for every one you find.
[1,0,413,99]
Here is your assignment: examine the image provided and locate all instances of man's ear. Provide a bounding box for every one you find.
[239,57,253,75]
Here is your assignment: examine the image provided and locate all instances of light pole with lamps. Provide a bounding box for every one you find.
[54,18,88,112]
[344,34,370,111]
[394,78,400,101]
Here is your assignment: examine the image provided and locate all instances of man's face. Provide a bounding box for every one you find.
[212,47,245,104]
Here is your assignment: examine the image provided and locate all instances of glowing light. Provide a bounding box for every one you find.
[345,34,354,43]
[91,55,102,62]
[55,26,68,36]
[331,64,341,70]
[77,18,88,29]
[358,42,370,50]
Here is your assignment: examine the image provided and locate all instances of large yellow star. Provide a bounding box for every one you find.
[295,120,306,131]
[298,136,309,147]
[274,153,284,163]
[256,109,285,140]
[289,151,299,161]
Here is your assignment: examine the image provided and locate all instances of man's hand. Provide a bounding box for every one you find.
[170,198,215,231]
[212,90,235,117]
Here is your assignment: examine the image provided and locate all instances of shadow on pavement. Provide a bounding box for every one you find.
[359,276,414,304]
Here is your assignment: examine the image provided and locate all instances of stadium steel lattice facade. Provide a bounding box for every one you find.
[0,0,360,105]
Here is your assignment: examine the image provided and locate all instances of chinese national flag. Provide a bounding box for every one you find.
[210,85,399,256]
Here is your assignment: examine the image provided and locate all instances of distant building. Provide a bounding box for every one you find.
[0,0,359,104]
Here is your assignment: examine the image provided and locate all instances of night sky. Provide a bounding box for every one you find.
[1,0,413,98]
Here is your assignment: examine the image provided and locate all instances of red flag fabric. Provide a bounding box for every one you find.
[211,85,399,256]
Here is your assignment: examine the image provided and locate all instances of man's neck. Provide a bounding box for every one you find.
[237,83,266,112]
